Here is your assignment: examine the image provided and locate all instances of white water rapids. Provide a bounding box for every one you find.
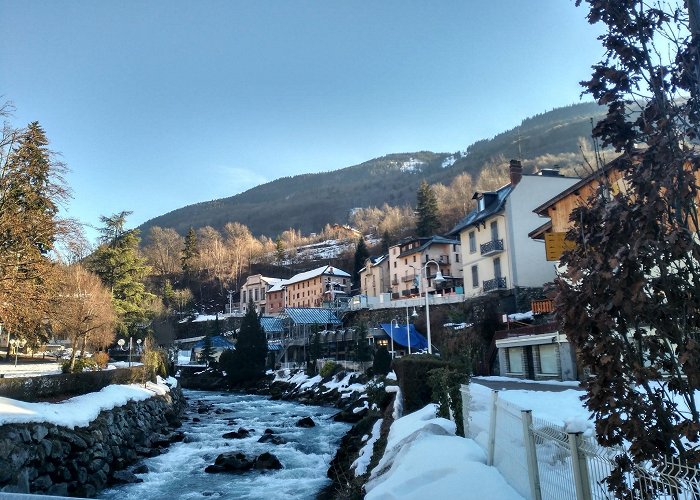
[98,389,350,500]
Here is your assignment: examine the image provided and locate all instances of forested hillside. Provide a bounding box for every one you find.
[139,102,605,238]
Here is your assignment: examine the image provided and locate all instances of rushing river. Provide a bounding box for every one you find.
[98,389,351,500]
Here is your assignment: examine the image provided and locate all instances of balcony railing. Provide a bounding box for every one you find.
[391,278,399,285]
[483,276,507,293]
[480,239,504,256]
[401,273,418,283]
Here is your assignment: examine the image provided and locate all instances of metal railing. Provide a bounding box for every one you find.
[460,385,700,500]
[483,276,507,292]
[480,239,504,255]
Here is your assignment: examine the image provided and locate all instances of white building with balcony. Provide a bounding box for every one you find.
[448,160,578,298]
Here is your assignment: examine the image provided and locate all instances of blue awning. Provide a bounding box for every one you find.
[379,323,429,350]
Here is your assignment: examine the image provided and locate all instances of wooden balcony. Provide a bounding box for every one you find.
[532,298,554,314]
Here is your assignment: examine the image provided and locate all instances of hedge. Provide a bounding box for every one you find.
[393,355,448,414]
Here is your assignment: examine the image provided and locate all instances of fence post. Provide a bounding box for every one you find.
[487,390,499,466]
[521,410,542,500]
[567,432,592,500]
[460,384,471,437]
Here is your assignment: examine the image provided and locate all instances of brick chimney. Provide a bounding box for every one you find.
[509,159,523,186]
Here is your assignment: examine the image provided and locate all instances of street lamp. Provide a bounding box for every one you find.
[9,338,26,367]
[411,260,446,355]
[389,319,399,359]
[405,305,418,355]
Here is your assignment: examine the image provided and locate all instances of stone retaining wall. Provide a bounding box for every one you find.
[0,386,184,498]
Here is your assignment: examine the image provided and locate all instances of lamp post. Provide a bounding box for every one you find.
[411,260,446,355]
[389,319,399,359]
[405,305,418,355]
[9,338,26,367]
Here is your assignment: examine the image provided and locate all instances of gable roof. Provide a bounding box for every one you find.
[283,307,342,325]
[447,184,514,235]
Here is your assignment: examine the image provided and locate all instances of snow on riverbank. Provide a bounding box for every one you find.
[273,368,367,397]
[365,404,523,500]
[0,376,176,428]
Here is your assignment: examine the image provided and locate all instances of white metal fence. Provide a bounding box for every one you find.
[460,385,700,500]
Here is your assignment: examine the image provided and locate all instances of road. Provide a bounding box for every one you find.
[472,377,584,392]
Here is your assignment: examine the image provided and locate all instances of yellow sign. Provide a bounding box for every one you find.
[544,232,576,261]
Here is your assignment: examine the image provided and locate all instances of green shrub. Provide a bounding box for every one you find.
[320,361,339,378]
[62,357,99,373]
[393,355,448,414]
[428,367,469,436]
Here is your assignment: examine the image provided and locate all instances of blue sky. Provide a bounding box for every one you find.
[0,1,603,241]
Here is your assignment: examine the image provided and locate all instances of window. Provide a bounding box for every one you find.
[471,265,479,288]
[538,345,558,374]
[394,261,397,268]
[254,288,259,301]
[507,348,523,373]
[494,257,502,279]
[468,232,476,253]
[413,255,416,262]
[242,291,247,303]
[490,220,499,241]
[404,258,407,265]
[455,253,460,263]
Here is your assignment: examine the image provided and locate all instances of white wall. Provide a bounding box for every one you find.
[506,175,578,288]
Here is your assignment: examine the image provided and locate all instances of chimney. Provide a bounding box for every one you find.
[509,159,523,186]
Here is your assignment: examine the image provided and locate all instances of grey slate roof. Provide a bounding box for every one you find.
[447,184,514,236]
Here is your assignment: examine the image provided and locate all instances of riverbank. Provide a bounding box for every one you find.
[178,366,396,498]
[0,377,185,497]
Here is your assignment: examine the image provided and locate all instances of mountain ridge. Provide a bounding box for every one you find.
[138,102,605,238]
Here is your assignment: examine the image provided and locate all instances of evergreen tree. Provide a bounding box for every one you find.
[381,230,391,255]
[274,236,285,264]
[372,346,392,376]
[199,328,215,367]
[222,301,267,382]
[0,121,67,344]
[181,227,198,278]
[352,237,369,293]
[87,213,154,338]
[415,180,440,236]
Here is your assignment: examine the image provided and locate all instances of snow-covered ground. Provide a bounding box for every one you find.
[0,364,595,499]
[0,376,175,428]
[363,378,593,500]
[0,361,62,378]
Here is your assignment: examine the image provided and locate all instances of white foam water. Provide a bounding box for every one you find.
[98,389,350,500]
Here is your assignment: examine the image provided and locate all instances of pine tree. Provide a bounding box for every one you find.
[352,237,369,293]
[199,327,215,367]
[415,180,440,236]
[87,214,154,338]
[222,301,267,382]
[381,230,391,255]
[181,227,198,278]
[274,236,285,264]
[0,121,67,344]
